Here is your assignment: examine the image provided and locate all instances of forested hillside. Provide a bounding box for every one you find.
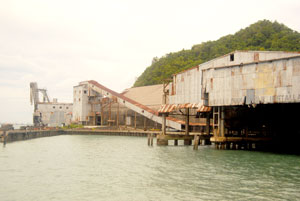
[133,20,300,87]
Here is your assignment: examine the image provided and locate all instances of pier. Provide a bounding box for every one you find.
[21,51,300,152]
[0,128,159,143]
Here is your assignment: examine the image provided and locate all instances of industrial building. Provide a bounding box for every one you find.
[30,50,300,151]
[159,50,300,149]
[30,82,73,127]
[71,81,194,130]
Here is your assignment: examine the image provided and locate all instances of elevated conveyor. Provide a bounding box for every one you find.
[85,80,186,130]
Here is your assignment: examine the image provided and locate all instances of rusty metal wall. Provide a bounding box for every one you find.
[169,51,300,106]
[205,57,300,106]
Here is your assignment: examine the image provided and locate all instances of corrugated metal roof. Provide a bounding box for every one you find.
[158,104,177,113]
[158,103,211,114]
[196,105,212,112]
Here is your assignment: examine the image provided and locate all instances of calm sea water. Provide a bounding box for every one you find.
[1,135,300,201]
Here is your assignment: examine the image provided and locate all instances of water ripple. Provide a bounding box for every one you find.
[1,135,300,201]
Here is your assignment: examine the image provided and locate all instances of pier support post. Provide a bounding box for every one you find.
[158,112,168,146]
[134,112,137,130]
[193,135,199,150]
[162,113,166,135]
[108,102,112,127]
[144,117,147,131]
[148,134,154,146]
[206,112,210,135]
[174,139,178,146]
[2,131,7,145]
[157,134,168,146]
[101,106,104,125]
[213,107,218,137]
[185,108,190,136]
[220,106,225,137]
[125,109,128,128]
[117,103,119,128]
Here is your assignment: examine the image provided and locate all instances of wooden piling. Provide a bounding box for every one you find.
[162,114,166,135]
[193,135,199,150]
[147,133,153,146]
[185,108,190,136]
[150,134,153,146]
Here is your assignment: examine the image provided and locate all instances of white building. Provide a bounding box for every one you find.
[72,82,102,125]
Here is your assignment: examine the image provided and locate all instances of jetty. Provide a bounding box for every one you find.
[18,50,300,151]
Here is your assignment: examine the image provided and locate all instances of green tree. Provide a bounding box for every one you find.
[134,20,300,87]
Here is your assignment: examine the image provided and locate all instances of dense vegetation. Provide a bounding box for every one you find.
[133,20,300,87]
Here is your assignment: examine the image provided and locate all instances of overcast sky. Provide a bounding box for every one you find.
[1,0,300,124]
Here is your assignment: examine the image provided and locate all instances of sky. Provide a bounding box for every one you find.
[0,0,300,124]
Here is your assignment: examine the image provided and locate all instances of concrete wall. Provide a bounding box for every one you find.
[73,84,90,123]
[36,103,72,127]
[1,130,65,143]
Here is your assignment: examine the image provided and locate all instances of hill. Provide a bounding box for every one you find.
[133,20,300,87]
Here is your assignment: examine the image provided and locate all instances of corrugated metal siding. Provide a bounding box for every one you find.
[206,58,300,106]
[168,51,300,106]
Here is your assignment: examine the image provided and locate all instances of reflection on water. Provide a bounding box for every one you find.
[1,135,300,201]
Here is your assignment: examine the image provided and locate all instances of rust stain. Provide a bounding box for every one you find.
[283,60,287,70]
[278,73,282,87]
[292,60,300,76]
[254,52,259,62]
[210,78,213,89]
[171,81,176,95]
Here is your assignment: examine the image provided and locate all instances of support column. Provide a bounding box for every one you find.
[148,134,153,146]
[185,108,190,135]
[213,107,218,137]
[184,108,192,145]
[206,112,210,135]
[101,106,104,125]
[220,106,225,137]
[144,117,147,131]
[162,113,166,135]
[158,81,169,146]
[157,113,168,146]
[134,112,137,130]
[117,103,119,128]
[125,109,128,128]
[193,135,199,150]
[108,102,112,127]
